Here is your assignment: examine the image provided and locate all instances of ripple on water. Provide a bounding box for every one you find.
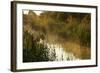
[46,43,80,61]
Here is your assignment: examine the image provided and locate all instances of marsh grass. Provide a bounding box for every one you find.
[23,10,91,62]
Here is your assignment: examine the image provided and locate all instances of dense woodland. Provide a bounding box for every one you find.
[23,10,91,62]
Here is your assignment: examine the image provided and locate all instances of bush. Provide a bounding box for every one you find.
[23,31,49,62]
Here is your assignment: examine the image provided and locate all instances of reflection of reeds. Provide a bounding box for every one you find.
[37,33,91,60]
[62,41,91,59]
[81,46,91,59]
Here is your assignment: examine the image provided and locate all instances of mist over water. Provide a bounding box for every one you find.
[38,37,79,61]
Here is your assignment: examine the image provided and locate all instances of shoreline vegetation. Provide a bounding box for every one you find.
[23,10,91,62]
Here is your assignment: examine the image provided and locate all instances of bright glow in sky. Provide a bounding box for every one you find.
[23,10,29,14]
[34,11,43,15]
[23,10,43,15]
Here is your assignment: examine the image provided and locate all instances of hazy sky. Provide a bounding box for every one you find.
[23,10,43,15]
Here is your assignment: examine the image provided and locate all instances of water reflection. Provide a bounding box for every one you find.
[41,40,79,61]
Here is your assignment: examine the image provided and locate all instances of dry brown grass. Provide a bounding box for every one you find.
[81,46,91,59]
[62,41,91,59]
